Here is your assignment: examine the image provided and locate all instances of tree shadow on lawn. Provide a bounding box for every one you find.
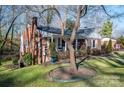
[93,57,124,77]
[77,57,124,86]
[107,57,124,66]
[113,52,124,60]
[94,57,120,67]
[96,68,124,83]
[0,70,43,87]
[83,62,124,84]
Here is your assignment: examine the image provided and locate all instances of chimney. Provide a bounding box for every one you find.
[32,17,37,27]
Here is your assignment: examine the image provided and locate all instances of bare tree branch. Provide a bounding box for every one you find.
[70,5,83,43]
[41,7,62,23]
[0,12,23,51]
[80,5,88,18]
[101,5,124,18]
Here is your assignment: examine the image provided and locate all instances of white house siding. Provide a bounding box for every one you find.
[87,39,92,48]
[97,39,101,50]
[85,39,101,50]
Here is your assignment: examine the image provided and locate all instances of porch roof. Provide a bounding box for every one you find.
[37,25,102,39]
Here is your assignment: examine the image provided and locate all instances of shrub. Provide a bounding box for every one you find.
[79,48,87,56]
[91,48,101,55]
[117,36,124,49]
[12,57,19,65]
[106,39,112,53]
[87,46,91,55]
[49,42,58,57]
[23,52,32,65]
[35,31,38,37]
[58,51,69,59]
[101,43,106,54]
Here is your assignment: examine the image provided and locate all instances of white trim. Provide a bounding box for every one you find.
[56,38,58,49]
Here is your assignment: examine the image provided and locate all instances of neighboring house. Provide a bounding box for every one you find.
[101,37,117,49]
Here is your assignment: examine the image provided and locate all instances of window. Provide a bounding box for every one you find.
[53,38,55,43]
[49,38,51,43]
[93,40,95,48]
[58,38,60,47]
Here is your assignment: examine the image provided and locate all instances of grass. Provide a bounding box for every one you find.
[0,51,124,87]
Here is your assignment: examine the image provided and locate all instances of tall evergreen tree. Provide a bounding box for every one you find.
[101,20,113,53]
[106,39,112,53]
[100,20,112,37]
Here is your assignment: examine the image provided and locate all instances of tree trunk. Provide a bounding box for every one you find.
[11,6,16,51]
[67,6,83,73]
[31,17,37,65]
[67,41,77,73]
[11,24,14,50]
[32,24,36,65]
[38,32,41,64]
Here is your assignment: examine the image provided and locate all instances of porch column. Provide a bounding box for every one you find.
[56,37,58,50]
[65,42,67,52]
[75,39,78,51]
[90,39,93,49]
[85,39,87,49]
[51,33,53,42]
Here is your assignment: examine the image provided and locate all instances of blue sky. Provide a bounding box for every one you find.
[81,5,124,38]
[1,5,124,38]
[106,6,124,37]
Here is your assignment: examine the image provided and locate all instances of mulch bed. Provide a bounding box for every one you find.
[47,66,96,82]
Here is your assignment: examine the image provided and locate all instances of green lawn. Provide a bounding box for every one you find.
[0,51,124,87]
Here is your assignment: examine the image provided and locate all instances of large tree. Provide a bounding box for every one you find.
[41,5,87,72]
